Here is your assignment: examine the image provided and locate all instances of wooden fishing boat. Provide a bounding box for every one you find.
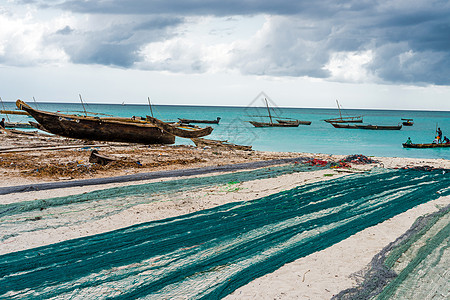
[249,120,300,127]
[324,100,363,123]
[276,119,311,125]
[402,143,450,148]
[146,116,213,138]
[5,122,34,129]
[331,123,402,130]
[401,118,414,126]
[178,117,221,124]
[248,98,309,127]
[355,124,402,130]
[16,100,181,144]
[191,138,252,151]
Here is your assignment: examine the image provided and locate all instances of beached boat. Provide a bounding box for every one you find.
[401,118,414,126]
[248,98,310,127]
[402,143,450,148]
[191,138,252,151]
[324,100,363,123]
[331,123,402,130]
[16,100,181,144]
[146,116,213,138]
[178,117,221,124]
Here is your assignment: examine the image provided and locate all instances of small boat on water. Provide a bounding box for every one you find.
[5,122,34,129]
[403,143,450,148]
[401,118,414,126]
[178,117,221,124]
[331,123,402,130]
[324,100,363,123]
[16,100,213,144]
[276,119,311,125]
[249,120,301,127]
[248,98,310,127]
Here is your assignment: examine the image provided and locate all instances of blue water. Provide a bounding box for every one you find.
[2,101,449,159]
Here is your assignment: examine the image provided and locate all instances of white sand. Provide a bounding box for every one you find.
[1,155,449,299]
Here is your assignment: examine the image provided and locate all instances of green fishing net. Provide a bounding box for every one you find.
[0,167,448,299]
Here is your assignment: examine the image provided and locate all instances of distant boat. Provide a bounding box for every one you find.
[401,118,414,126]
[5,122,34,129]
[276,119,311,125]
[331,123,402,130]
[324,100,363,123]
[403,143,450,148]
[248,98,310,127]
[178,117,221,124]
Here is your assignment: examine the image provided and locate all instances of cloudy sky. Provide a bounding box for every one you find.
[1,0,449,110]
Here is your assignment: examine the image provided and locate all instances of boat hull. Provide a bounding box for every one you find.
[324,118,363,123]
[17,100,175,144]
[276,119,311,125]
[331,123,402,130]
[249,121,300,127]
[403,143,450,148]
[178,117,221,124]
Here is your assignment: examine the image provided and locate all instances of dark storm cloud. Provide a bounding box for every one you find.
[15,0,450,85]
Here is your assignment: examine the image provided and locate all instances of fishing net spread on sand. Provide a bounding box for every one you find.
[333,204,450,300]
[0,168,448,299]
[0,163,316,243]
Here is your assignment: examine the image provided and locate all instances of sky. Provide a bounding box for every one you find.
[1,0,450,110]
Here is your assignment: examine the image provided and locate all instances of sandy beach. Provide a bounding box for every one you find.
[1,131,449,299]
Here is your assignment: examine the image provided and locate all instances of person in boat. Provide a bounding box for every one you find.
[432,137,439,144]
[443,136,450,144]
[405,137,412,145]
[437,128,442,143]
[0,118,5,128]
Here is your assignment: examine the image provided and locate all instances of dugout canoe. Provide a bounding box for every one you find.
[402,143,450,148]
[16,100,175,144]
[146,116,213,138]
[331,123,402,130]
[178,117,221,124]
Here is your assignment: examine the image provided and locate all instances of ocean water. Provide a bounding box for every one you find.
[2,101,449,160]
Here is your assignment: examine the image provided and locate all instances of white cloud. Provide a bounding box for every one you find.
[326,50,374,83]
[0,8,70,66]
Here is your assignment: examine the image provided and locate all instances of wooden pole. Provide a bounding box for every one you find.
[265,98,273,125]
[336,99,342,120]
[148,97,154,117]
[79,94,88,117]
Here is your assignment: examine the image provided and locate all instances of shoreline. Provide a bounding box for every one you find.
[1,132,449,299]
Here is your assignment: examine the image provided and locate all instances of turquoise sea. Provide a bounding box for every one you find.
[2,101,449,160]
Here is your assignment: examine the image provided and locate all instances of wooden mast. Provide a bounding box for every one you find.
[336,99,342,120]
[265,98,273,125]
[148,97,154,117]
[79,94,88,117]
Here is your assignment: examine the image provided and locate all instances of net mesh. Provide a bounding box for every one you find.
[0,168,448,299]
[333,204,450,300]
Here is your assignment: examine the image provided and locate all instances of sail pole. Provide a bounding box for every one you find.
[148,97,154,117]
[265,98,273,125]
[79,94,88,117]
[336,99,342,120]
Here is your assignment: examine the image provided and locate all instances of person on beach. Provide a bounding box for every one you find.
[437,128,442,143]
[405,137,412,145]
[0,118,5,128]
